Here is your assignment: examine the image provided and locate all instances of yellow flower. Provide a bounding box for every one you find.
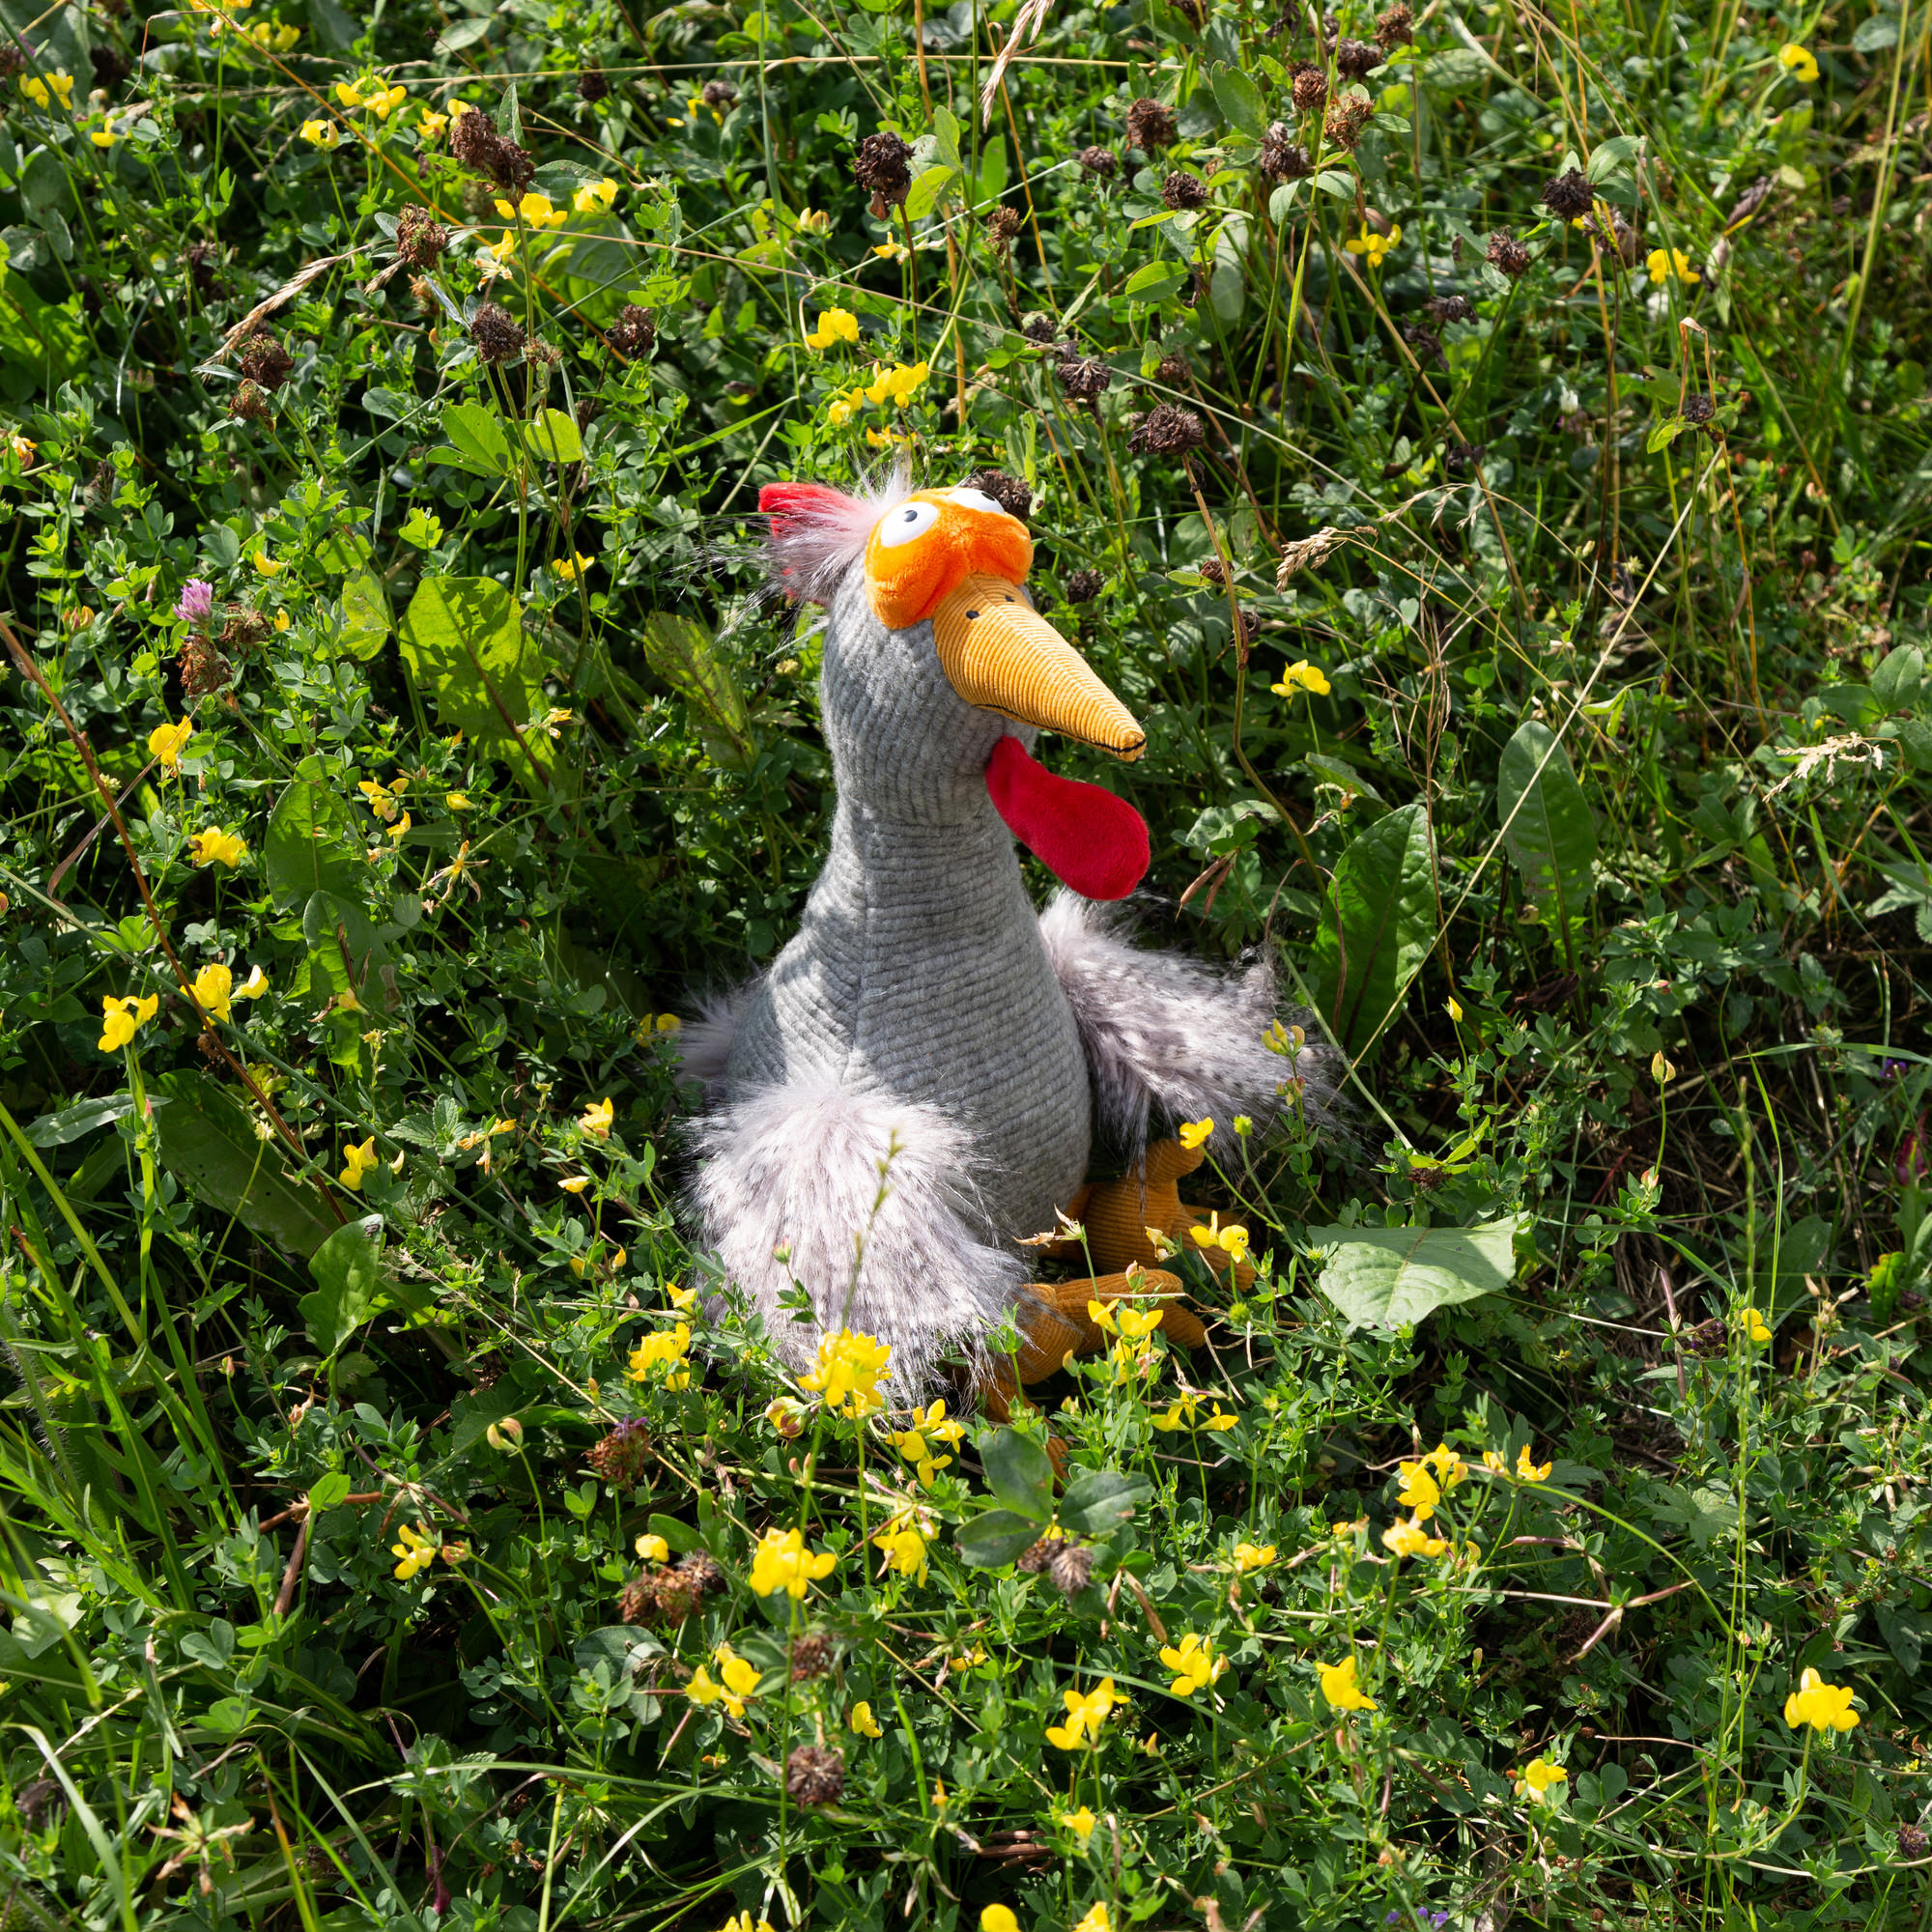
[748,1525,837,1599]
[391,1521,436,1580]
[1318,1655,1377,1712]
[627,1322,693,1390]
[636,1533,670,1562]
[1381,1514,1448,1559]
[826,386,868,427]
[800,1327,892,1418]
[1515,1444,1552,1483]
[573,178,620,214]
[188,826,247,868]
[872,240,909,262]
[888,1425,952,1488]
[1778,42,1819,83]
[553,554,595,582]
[558,1176,592,1195]
[1644,246,1700,287]
[9,432,35,464]
[1517,1756,1568,1799]
[803,306,861,351]
[1396,1458,1441,1519]
[190,962,235,1023]
[237,965,270,1000]
[1202,1402,1239,1434]
[1426,1441,1468,1490]
[385,810,412,844]
[363,83,409,119]
[580,1096,614,1138]
[416,107,447,138]
[251,550,284,578]
[334,80,365,107]
[1178,1118,1214,1150]
[797,207,831,233]
[17,75,46,107]
[1270,660,1332,696]
[1073,1906,1112,1932]
[849,1700,884,1739]
[1234,1541,1275,1573]
[339,1137,379,1191]
[1188,1213,1251,1265]
[502,190,566,230]
[874,1520,928,1581]
[149,718,194,771]
[1151,1390,1200,1433]
[1044,1676,1118,1750]
[97,992,159,1053]
[720,1917,777,1932]
[861,360,929,407]
[1785,1667,1859,1732]
[1343,222,1400,269]
[90,128,117,148]
[1447,995,1464,1021]
[1739,1305,1773,1344]
[666,1281,697,1311]
[1063,1805,1097,1841]
[300,118,341,148]
[1158,1632,1227,1697]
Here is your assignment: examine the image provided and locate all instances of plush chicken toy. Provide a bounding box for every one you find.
[682,470,1324,1399]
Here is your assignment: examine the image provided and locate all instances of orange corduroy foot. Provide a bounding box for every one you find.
[1042,1140,1258,1293]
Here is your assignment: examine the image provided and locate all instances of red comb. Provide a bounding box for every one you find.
[758,481,856,534]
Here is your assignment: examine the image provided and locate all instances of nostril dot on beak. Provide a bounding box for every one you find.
[966,610,980,619]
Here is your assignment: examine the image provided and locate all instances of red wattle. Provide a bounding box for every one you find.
[985,734,1150,901]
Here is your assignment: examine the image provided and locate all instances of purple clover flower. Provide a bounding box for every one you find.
[174,579,214,622]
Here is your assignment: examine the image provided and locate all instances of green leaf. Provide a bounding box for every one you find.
[1852,14,1898,52]
[955,1508,1048,1570]
[930,106,962,169]
[1211,65,1266,136]
[338,565,392,662]
[1496,722,1597,946]
[975,1427,1055,1520]
[22,1092,151,1147]
[1872,642,1924,706]
[1307,1217,1520,1329]
[1307,800,1437,1055]
[1586,132,1642,182]
[903,164,954,221]
[398,577,543,744]
[301,890,391,1006]
[522,407,584,465]
[262,765,365,919]
[1645,415,1686,453]
[1123,260,1188,299]
[307,1471,352,1512]
[0,264,86,389]
[150,1071,339,1262]
[1315,169,1356,199]
[639,611,753,767]
[299,1219,386,1356]
[1058,1469,1151,1537]
[440,401,512,476]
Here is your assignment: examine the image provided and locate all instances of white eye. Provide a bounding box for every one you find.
[948,487,1007,516]
[877,499,940,548]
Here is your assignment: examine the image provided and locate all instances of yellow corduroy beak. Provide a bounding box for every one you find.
[931,574,1145,760]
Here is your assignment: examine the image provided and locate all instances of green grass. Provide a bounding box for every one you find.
[1,0,1931,1925]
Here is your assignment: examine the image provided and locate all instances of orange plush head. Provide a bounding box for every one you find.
[863,485,1033,629]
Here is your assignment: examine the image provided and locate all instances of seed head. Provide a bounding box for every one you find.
[1078,144,1120,181]
[617,1577,657,1624]
[1020,313,1060,346]
[1486,231,1532,278]
[1375,2,1413,48]
[1014,1536,1056,1574]
[1124,96,1176,151]
[677,1549,727,1597]
[785,1746,846,1807]
[1065,568,1104,603]
[185,239,223,297]
[396,204,449,270]
[968,468,1032,520]
[1427,292,1474,325]
[1402,323,1443,367]
[1334,36,1381,75]
[469,301,526,365]
[984,204,1024,253]
[1125,400,1204,455]
[1257,123,1314,181]
[1541,168,1594,222]
[1323,92,1375,150]
[585,1416,653,1488]
[609,304,656,357]
[1056,354,1112,407]
[1198,556,1226,585]
[448,105,536,195]
[1161,171,1208,212]
[1045,1538,1097,1598]
[237,330,294,390]
[179,633,233,700]
[219,606,270,651]
[1899,1824,1928,1860]
[853,128,914,210]
[701,78,738,106]
[1681,392,1715,426]
[577,69,609,101]
[790,1633,836,1680]
[1290,63,1328,114]
[1444,440,1486,475]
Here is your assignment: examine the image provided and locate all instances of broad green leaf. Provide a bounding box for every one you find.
[1212,65,1266,136]
[1586,132,1643,182]
[975,1427,1055,1520]
[440,401,512,476]
[1307,1217,1520,1329]
[1873,643,1924,705]
[338,566,392,662]
[523,407,584,465]
[151,1071,339,1261]
[307,1471,352,1512]
[301,890,391,1003]
[0,265,86,389]
[1315,169,1356,199]
[22,1092,154,1147]
[300,1219,386,1356]
[1058,1469,1151,1537]
[904,164,954,221]
[955,1508,1048,1570]
[263,763,364,917]
[1123,260,1188,299]
[639,611,753,767]
[1852,14,1897,51]
[1646,415,1686,453]
[1496,721,1597,947]
[1307,800,1437,1055]
[930,105,962,169]
[398,577,544,744]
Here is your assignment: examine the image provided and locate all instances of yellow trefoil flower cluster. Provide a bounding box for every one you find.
[1233,1540,1276,1573]
[573,179,619,214]
[826,361,929,425]
[748,1525,837,1599]
[190,961,269,1024]
[336,78,410,118]
[495,189,568,230]
[873,1510,929,1582]
[1397,1442,1468,1520]
[392,1521,467,1580]
[189,826,247,868]
[801,1327,891,1418]
[687,1642,763,1718]
[1778,42,1819,83]
[1151,1388,1238,1433]
[627,1322,694,1390]
[1344,222,1401,269]
[1045,1675,1118,1750]
[1319,1654,1377,1711]
[1785,1667,1859,1732]
[885,1399,965,1486]
[579,1096,614,1137]
[1159,1631,1227,1697]
[804,307,861,351]
[149,718,194,771]
[1517,1756,1567,1799]
[1645,246,1700,287]
[1189,1211,1251,1266]
[1481,1443,1552,1483]
[98,992,159,1053]
[1270,661,1331,696]
[1739,1305,1773,1344]
[300,119,341,148]
[17,71,74,111]
[1381,1514,1448,1559]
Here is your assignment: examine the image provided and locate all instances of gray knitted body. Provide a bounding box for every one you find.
[687,560,1317,1391]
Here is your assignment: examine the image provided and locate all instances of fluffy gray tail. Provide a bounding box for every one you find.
[1038,891,1339,1161]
